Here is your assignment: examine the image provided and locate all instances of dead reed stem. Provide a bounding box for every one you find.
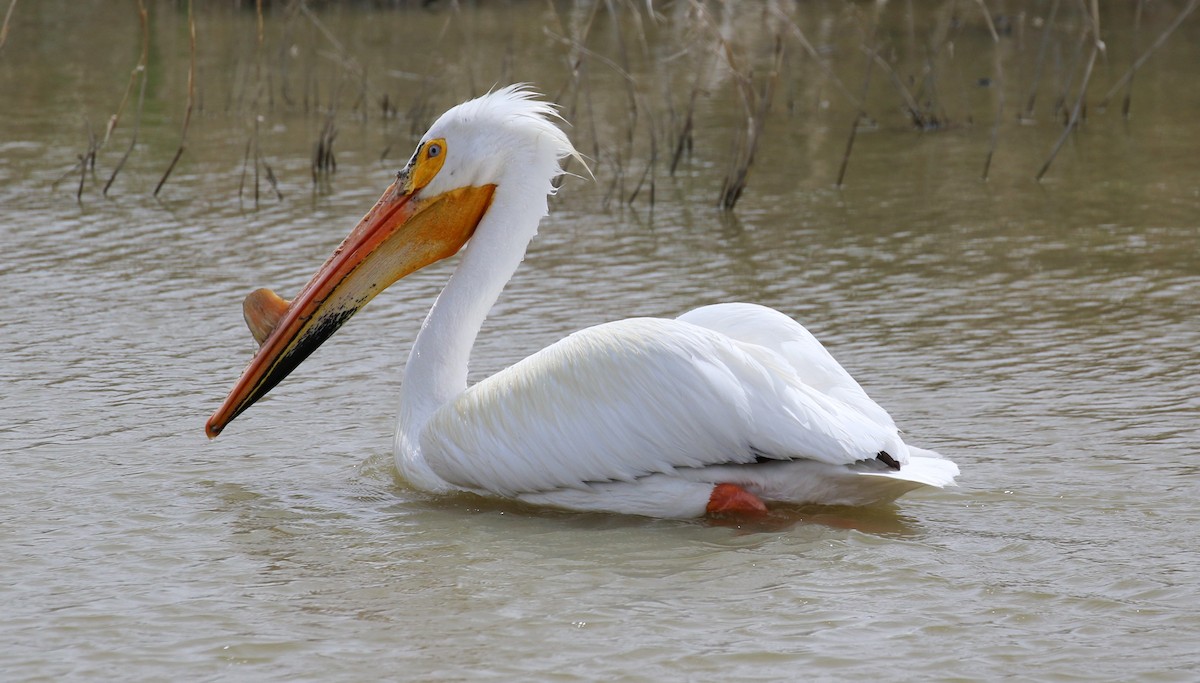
[669,60,707,176]
[1020,0,1059,122]
[154,0,197,197]
[0,0,17,52]
[544,11,647,199]
[312,115,338,183]
[240,0,267,208]
[1053,14,1090,122]
[908,1,963,129]
[626,99,656,207]
[601,147,623,211]
[261,150,283,201]
[1122,0,1145,119]
[238,137,253,204]
[240,0,282,204]
[278,4,297,107]
[77,121,97,203]
[862,48,925,127]
[770,6,861,110]
[1097,0,1199,112]
[837,6,882,188]
[604,0,639,148]
[1036,0,1103,181]
[299,0,370,95]
[103,0,150,196]
[717,35,785,212]
[975,0,1005,181]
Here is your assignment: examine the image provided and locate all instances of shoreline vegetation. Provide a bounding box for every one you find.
[4,0,1196,208]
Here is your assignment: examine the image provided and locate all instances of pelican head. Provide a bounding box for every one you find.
[206,85,579,437]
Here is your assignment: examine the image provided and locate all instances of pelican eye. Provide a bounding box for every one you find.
[407,137,448,192]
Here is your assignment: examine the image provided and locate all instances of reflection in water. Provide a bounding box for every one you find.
[3,2,1200,681]
[707,504,922,537]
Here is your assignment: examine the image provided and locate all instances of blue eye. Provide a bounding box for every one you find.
[427,143,442,158]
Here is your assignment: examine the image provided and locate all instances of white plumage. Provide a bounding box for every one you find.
[388,87,957,517]
[208,85,958,518]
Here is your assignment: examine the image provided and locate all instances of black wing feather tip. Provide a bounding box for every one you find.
[876,451,901,470]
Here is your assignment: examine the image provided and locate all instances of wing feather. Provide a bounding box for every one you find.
[678,303,897,427]
[422,315,905,496]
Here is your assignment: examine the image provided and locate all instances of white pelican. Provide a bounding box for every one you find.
[206,85,958,518]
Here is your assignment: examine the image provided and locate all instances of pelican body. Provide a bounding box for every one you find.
[207,86,957,518]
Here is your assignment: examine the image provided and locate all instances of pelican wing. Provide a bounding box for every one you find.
[676,303,898,429]
[420,315,905,497]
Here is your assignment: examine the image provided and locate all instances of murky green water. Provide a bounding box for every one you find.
[3,2,1199,680]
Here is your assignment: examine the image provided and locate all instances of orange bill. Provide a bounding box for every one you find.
[206,178,496,437]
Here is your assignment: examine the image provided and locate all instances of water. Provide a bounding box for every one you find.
[3,2,1199,680]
